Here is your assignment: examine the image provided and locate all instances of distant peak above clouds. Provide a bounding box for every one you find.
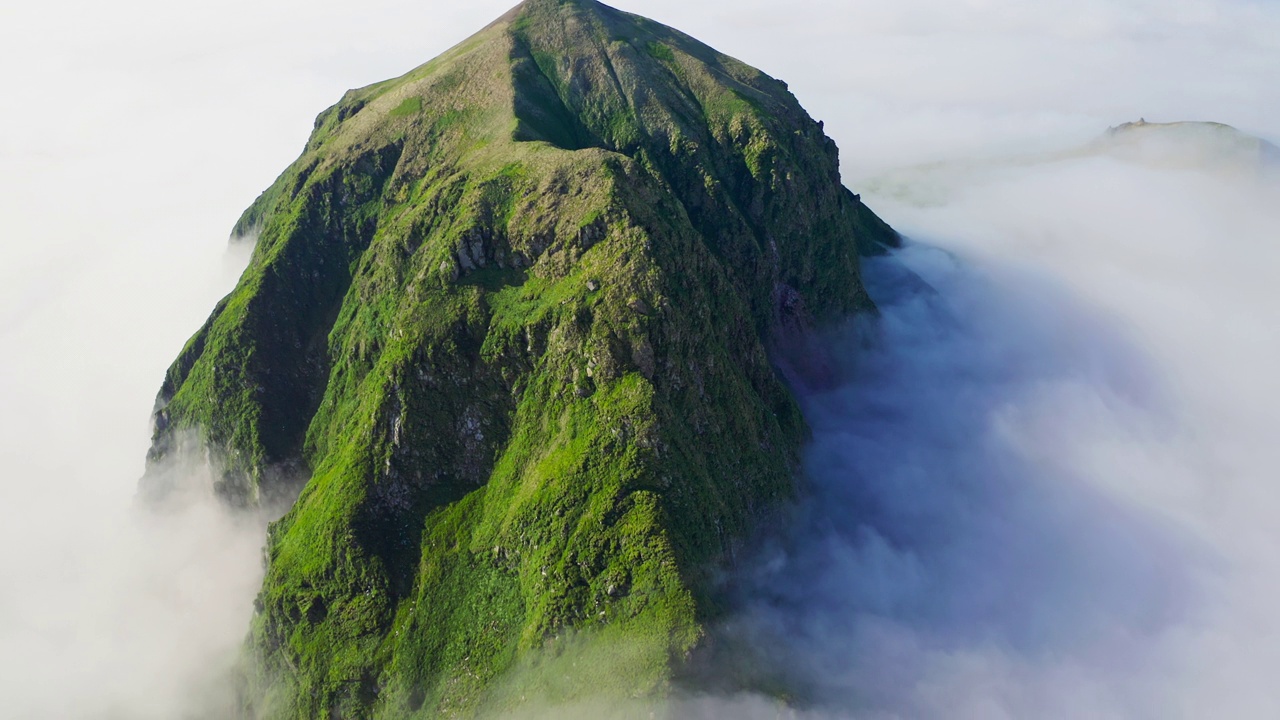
[865,118,1279,207]
[1097,119,1280,175]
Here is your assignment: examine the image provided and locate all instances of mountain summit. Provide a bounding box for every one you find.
[143,0,897,716]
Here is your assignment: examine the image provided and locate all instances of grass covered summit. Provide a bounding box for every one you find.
[143,0,898,716]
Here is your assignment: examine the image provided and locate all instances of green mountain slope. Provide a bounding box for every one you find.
[142,0,897,716]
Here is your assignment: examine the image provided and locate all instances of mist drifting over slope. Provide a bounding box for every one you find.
[1,0,1278,717]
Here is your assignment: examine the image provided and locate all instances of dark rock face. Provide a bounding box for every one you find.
[142,0,898,716]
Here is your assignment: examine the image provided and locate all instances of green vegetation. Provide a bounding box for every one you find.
[141,0,898,717]
[645,41,675,62]
[389,96,423,117]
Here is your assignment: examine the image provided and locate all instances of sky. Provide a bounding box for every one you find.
[0,0,1277,717]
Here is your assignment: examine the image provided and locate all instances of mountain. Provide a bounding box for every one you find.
[1099,119,1280,178]
[863,119,1280,207]
[141,0,898,716]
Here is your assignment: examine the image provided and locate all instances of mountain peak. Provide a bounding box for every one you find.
[505,0,607,17]
[277,0,795,165]
[145,2,896,716]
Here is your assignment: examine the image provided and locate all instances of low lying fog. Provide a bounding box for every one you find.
[1,0,1277,717]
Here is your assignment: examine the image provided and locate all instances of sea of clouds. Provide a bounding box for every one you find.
[714,137,1280,719]
[0,0,1277,717]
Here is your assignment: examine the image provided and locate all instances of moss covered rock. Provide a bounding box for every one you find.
[142,0,897,716]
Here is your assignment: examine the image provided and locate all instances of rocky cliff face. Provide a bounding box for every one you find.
[142,0,897,716]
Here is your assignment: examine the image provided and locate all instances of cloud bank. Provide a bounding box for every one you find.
[713,132,1280,718]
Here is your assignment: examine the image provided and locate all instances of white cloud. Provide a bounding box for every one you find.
[721,130,1280,718]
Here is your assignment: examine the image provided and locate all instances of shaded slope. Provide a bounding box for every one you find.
[142,0,898,716]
